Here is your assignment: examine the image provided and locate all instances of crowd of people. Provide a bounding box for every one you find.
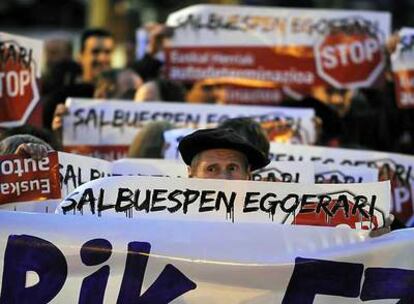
[0,17,414,207]
[1,7,414,302]
[0,22,413,157]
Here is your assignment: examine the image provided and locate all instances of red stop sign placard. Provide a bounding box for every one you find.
[0,35,41,127]
[314,33,384,89]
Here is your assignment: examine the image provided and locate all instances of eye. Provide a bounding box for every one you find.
[228,164,239,172]
[206,166,216,173]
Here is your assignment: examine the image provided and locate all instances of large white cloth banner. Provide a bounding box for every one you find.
[270,143,414,226]
[62,98,316,159]
[0,211,413,303]
[56,176,390,230]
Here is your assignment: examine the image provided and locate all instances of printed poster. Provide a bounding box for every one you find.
[0,32,43,127]
[270,142,414,226]
[165,5,391,105]
[391,27,414,108]
[0,152,60,206]
[63,99,316,160]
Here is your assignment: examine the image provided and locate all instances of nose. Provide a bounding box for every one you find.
[97,50,112,65]
[216,170,237,180]
[330,93,344,105]
[215,172,229,180]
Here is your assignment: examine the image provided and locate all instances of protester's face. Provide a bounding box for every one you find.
[188,149,250,180]
[79,36,114,83]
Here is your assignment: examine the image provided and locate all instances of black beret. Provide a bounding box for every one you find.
[178,128,270,171]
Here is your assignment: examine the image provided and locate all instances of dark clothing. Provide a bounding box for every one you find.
[42,83,94,130]
[131,54,163,82]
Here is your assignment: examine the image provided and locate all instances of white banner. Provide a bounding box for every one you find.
[252,161,314,183]
[0,211,413,303]
[270,143,414,226]
[163,128,194,161]
[167,5,390,47]
[112,158,187,177]
[57,176,390,230]
[59,154,188,194]
[162,123,315,163]
[62,98,316,159]
[314,163,378,184]
[59,151,112,196]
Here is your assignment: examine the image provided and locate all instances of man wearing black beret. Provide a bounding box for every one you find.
[178,128,270,180]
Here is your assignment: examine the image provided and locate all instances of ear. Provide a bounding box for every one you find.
[246,165,252,180]
[187,166,193,178]
[76,52,83,63]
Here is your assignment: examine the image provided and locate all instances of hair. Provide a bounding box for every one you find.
[0,135,52,155]
[0,125,62,151]
[80,28,113,53]
[218,117,270,157]
[42,83,95,130]
[128,121,173,158]
[46,37,73,56]
[42,60,82,95]
[157,79,186,102]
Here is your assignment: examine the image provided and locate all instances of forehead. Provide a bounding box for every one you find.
[46,39,70,50]
[83,36,114,51]
[196,148,247,165]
